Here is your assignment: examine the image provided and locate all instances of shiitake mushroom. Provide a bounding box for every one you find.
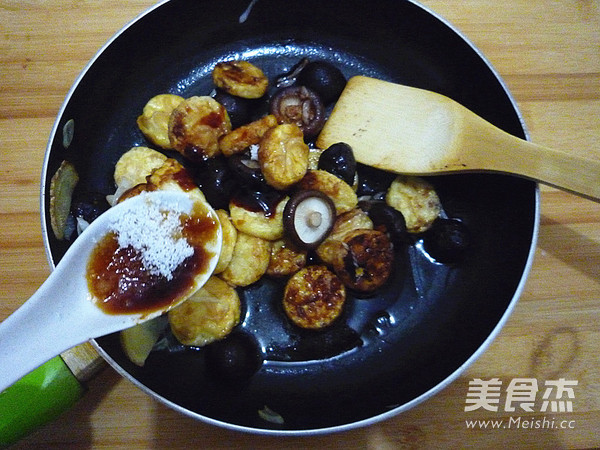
[318,142,356,186]
[358,199,410,246]
[204,332,263,381]
[356,163,397,196]
[296,60,347,104]
[283,190,336,249]
[213,89,252,129]
[274,57,310,88]
[194,156,238,210]
[270,85,325,139]
[421,218,471,263]
[227,153,267,189]
[71,191,109,224]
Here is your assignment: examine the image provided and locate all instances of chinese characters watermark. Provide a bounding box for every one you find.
[465,378,577,413]
[463,377,578,430]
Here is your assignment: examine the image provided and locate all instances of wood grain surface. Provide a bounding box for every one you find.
[1,0,599,448]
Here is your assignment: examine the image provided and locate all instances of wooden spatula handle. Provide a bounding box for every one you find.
[458,111,600,201]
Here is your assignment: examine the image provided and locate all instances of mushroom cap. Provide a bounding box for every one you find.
[283,190,336,249]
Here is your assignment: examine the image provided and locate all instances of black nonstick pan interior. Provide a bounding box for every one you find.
[42,0,538,434]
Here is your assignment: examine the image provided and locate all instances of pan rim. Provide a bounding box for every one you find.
[39,0,541,435]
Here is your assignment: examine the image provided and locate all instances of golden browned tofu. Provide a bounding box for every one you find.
[168,276,241,346]
[283,265,346,330]
[219,232,271,287]
[229,195,288,240]
[219,114,277,157]
[258,124,310,190]
[385,175,441,233]
[146,158,198,195]
[115,158,207,207]
[115,183,153,203]
[137,94,184,149]
[113,146,167,191]
[298,169,357,214]
[308,146,325,170]
[168,96,231,162]
[212,60,268,99]
[213,209,238,274]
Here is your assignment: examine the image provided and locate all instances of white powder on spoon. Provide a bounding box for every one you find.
[109,193,194,280]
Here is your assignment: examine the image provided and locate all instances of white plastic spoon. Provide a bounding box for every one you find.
[316,76,600,201]
[0,190,222,392]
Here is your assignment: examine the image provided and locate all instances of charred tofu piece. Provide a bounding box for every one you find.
[332,229,394,293]
[219,114,277,157]
[316,208,373,266]
[283,265,346,330]
[266,238,307,277]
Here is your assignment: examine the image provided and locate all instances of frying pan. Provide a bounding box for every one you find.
[40,0,538,434]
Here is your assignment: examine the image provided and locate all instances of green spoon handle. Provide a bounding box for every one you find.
[0,356,84,448]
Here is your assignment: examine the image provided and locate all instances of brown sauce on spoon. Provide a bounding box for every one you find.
[86,202,218,315]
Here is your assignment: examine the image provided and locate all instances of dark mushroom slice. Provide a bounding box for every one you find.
[204,332,263,382]
[269,85,325,139]
[230,188,285,219]
[194,156,238,210]
[71,191,110,224]
[296,60,347,104]
[356,163,397,196]
[358,199,410,246]
[283,190,336,249]
[318,142,357,186]
[227,153,268,189]
[213,89,252,129]
[421,218,471,263]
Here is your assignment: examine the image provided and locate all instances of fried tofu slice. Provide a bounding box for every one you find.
[213,209,238,274]
[298,169,357,214]
[385,175,441,233]
[137,94,184,149]
[219,232,271,287]
[113,146,167,191]
[168,276,241,346]
[168,96,231,162]
[283,265,345,329]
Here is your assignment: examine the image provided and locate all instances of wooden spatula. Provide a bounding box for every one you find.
[316,76,600,201]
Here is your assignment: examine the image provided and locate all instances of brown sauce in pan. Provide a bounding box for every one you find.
[230,190,285,218]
